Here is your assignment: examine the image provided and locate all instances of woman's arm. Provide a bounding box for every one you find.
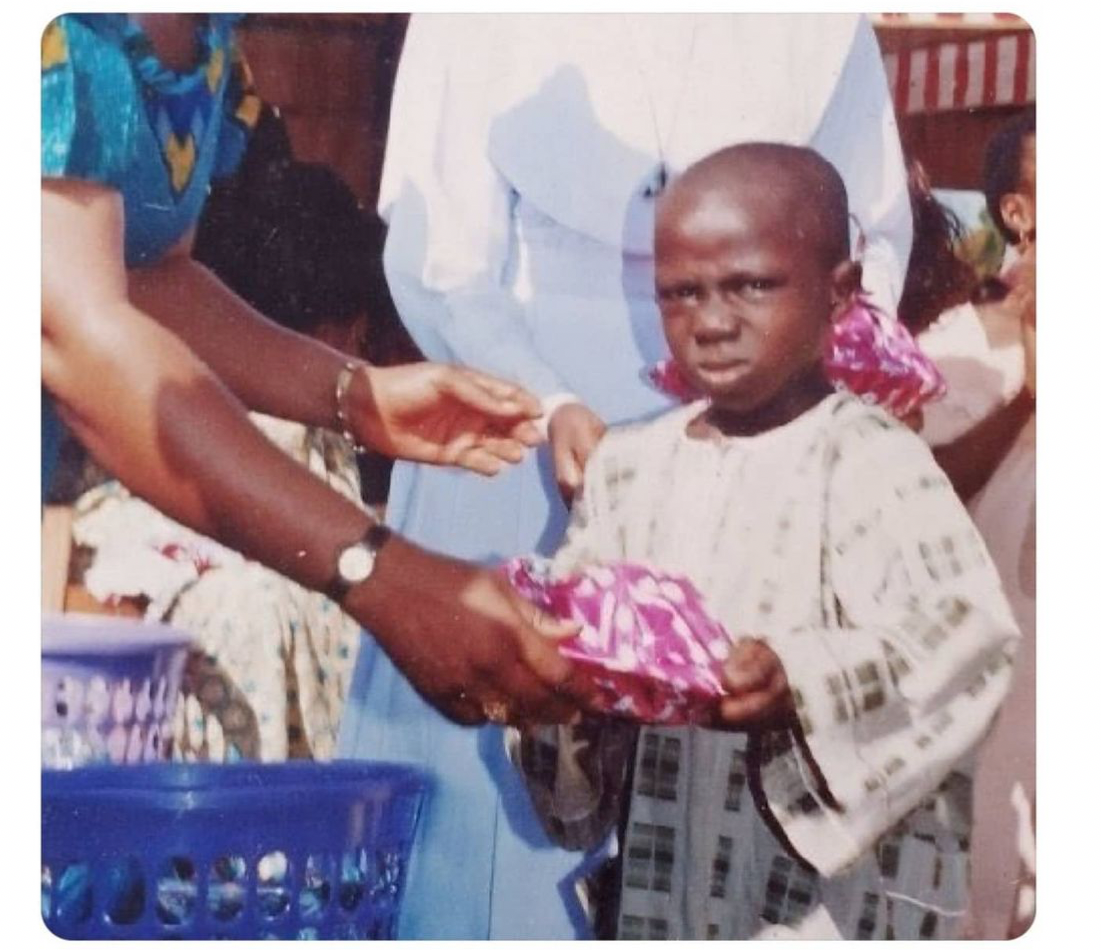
[42,177,590,724]
[933,386,1035,502]
[127,239,353,430]
[128,235,543,476]
[927,263,1036,501]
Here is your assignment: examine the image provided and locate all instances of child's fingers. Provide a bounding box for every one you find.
[717,664,794,728]
[722,639,775,693]
[717,688,779,726]
[553,446,584,502]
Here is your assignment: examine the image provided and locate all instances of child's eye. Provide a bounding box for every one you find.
[659,285,701,303]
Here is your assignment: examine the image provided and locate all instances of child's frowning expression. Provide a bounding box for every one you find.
[655,144,860,429]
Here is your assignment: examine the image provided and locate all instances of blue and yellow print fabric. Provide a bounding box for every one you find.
[41,14,259,266]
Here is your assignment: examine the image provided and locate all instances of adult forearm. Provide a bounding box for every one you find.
[44,296,372,589]
[933,388,1035,502]
[128,253,349,428]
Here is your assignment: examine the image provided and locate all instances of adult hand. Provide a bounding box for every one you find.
[548,402,606,505]
[714,638,794,729]
[347,534,598,726]
[348,363,545,476]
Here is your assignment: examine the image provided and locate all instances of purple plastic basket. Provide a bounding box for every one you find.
[42,614,191,770]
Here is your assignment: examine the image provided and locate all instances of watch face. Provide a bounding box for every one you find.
[338,544,374,584]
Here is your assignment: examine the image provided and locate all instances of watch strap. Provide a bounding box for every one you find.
[325,522,392,603]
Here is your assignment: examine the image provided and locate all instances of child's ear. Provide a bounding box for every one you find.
[828,260,863,321]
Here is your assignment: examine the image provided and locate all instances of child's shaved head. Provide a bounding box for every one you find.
[658,143,851,268]
[652,142,862,431]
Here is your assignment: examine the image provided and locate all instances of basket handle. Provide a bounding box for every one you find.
[41,505,73,613]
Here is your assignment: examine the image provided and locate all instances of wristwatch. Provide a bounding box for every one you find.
[326,523,392,603]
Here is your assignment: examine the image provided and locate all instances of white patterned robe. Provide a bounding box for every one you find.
[519,392,1019,939]
[72,415,364,763]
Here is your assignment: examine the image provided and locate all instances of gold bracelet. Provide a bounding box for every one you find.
[334,361,365,452]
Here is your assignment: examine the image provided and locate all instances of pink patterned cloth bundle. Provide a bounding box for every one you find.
[502,557,731,724]
[823,296,946,418]
[646,296,946,419]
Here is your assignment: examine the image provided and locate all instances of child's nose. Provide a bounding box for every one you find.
[694,297,740,339]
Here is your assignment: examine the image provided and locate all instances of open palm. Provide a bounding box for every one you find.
[351,363,545,475]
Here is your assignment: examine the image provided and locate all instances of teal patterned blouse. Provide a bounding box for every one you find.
[41,13,258,266]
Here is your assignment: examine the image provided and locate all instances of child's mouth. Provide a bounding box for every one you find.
[696,359,749,386]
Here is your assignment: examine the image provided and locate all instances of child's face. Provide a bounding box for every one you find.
[655,184,845,415]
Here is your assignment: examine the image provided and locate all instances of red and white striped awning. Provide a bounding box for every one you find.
[871,13,1031,30]
[881,30,1035,115]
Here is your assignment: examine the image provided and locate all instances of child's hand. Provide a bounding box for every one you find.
[548,402,606,505]
[715,638,794,729]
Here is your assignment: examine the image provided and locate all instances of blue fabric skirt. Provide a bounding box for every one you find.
[339,452,600,939]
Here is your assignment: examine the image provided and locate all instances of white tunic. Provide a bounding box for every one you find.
[531,394,1020,938]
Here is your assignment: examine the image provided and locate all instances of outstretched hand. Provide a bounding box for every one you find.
[349,363,545,475]
[347,534,598,726]
[715,637,794,729]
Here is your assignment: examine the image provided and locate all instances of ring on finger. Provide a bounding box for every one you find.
[482,700,510,724]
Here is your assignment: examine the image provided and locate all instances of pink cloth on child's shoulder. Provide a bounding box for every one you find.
[645,296,946,420]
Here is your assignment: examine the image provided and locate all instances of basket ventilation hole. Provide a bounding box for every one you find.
[111,677,135,724]
[208,855,247,922]
[152,676,169,718]
[338,849,368,912]
[104,856,145,926]
[256,851,291,919]
[372,848,405,902]
[134,678,153,721]
[85,676,110,723]
[40,864,51,921]
[156,856,198,926]
[124,722,147,763]
[299,853,332,922]
[50,862,93,928]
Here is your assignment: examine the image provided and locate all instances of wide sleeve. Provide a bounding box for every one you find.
[378,15,570,398]
[811,16,912,315]
[753,419,1020,876]
[41,15,138,188]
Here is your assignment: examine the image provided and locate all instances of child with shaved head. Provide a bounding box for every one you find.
[514,143,1019,939]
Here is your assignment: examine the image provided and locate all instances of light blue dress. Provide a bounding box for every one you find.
[338,14,912,940]
[40,14,255,492]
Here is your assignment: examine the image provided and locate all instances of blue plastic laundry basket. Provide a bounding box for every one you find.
[41,761,430,939]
